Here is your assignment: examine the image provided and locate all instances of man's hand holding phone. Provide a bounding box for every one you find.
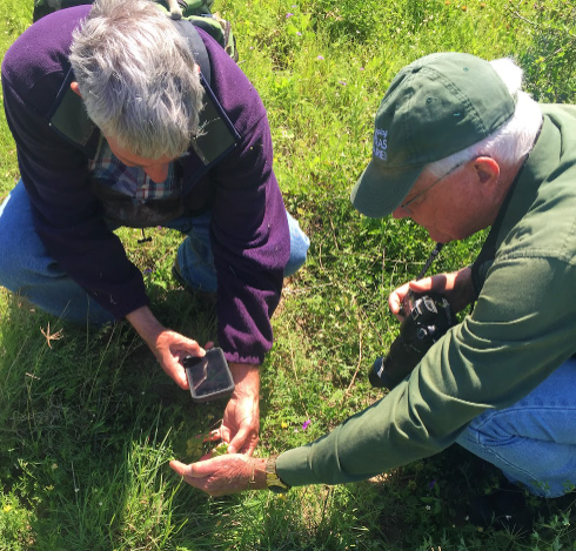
[127,305,207,389]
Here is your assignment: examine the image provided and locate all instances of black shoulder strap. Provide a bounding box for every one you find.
[170,18,211,85]
[470,168,522,295]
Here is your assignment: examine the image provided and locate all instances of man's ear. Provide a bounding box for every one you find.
[473,156,500,189]
[70,81,82,97]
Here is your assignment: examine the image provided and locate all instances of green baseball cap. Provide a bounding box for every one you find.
[351,52,516,218]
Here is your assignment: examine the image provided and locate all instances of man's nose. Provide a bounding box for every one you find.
[144,163,169,183]
[392,206,409,220]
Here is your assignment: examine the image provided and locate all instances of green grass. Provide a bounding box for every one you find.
[1,0,576,549]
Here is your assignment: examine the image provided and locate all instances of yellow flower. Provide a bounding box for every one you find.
[3,505,12,513]
[281,421,289,429]
[461,5,468,11]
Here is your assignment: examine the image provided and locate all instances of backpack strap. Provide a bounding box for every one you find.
[48,20,238,166]
[171,18,211,87]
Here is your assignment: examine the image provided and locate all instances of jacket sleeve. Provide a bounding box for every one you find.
[276,255,576,486]
[209,110,290,364]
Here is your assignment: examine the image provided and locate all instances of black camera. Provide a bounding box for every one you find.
[369,291,455,390]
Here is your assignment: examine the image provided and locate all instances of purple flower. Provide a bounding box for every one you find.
[144,268,153,274]
[359,67,365,71]
[286,12,294,18]
[296,31,302,36]
[317,55,324,60]
[302,419,311,430]
[338,80,347,86]
[428,479,436,490]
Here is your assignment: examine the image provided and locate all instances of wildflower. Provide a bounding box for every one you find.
[3,505,12,513]
[425,505,431,511]
[296,31,302,36]
[302,419,311,430]
[445,0,450,4]
[281,421,289,429]
[317,55,324,60]
[286,12,294,18]
[428,479,436,489]
[40,322,63,348]
[480,2,486,6]
[338,80,347,86]
[461,5,468,10]
[359,67,364,71]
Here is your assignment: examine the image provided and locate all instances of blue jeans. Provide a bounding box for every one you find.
[0,181,309,323]
[456,358,576,497]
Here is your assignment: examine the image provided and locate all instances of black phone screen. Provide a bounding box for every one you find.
[183,348,234,401]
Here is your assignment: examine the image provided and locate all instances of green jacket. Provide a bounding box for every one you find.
[277,104,576,486]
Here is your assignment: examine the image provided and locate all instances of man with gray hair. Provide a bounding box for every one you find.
[0,0,309,455]
[170,52,576,526]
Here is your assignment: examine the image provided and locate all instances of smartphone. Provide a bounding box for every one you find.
[182,347,235,403]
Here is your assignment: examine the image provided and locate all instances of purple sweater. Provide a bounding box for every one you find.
[1,6,290,365]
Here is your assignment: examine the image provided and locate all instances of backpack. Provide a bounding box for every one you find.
[38,0,240,169]
[32,0,237,62]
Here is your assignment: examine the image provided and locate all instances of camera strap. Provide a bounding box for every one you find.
[417,242,444,280]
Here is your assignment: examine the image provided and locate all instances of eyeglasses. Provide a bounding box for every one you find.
[399,159,468,214]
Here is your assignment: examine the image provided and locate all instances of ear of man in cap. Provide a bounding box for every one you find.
[351,52,517,218]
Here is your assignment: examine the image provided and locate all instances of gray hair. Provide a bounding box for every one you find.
[69,0,204,159]
[426,58,543,178]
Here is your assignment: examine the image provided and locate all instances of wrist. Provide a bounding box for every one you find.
[264,455,291,493]
[249,457,268,490]
[126,306,165,347]
[229,363,260,394]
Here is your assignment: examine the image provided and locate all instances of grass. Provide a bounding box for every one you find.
[1,0,576,549]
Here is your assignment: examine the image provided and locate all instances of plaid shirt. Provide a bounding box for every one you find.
[88,136,180,202]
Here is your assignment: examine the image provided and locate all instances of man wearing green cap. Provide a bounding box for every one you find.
[170,52,576,516]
